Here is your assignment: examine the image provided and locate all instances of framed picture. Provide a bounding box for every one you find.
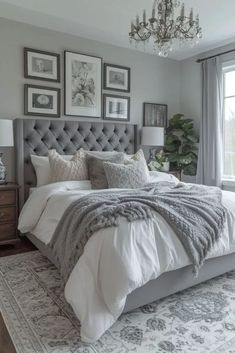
[104,63,130,92]
[143,103,168,130]
[64,51,102,118]
[103,94,130,122]
[24,84,61,117]
[24,48,60,82]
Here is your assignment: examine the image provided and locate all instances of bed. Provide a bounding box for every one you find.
[15,118,235,342]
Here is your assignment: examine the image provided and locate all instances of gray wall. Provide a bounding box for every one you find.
[180,59,201,132]
[0,18,181,182]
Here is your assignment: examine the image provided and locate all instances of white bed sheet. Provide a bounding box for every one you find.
[18,179,235,343]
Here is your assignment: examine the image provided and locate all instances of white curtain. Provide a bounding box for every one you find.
[196,57,223,186]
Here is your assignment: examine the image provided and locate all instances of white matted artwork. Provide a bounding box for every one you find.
[64,51,102,118]
[24,48,60,82]
[24,84,61,117]
[104,63,130,92]
[103,94,130,121]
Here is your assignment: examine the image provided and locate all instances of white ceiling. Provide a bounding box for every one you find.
[1,0,235,60]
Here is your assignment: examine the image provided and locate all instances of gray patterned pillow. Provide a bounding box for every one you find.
[103,160,150,189]
[86,153,124,189]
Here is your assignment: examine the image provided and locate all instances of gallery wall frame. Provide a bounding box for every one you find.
[104,63,130,93]
[143,102,168,130]
[64,50,102,118]
[103,94,130,122]
[24,84,61,117]
[24,48,60,82]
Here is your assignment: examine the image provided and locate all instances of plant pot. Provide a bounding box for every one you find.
[161,162,170,172]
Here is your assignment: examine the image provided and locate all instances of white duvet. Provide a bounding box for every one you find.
[18,175,235,343]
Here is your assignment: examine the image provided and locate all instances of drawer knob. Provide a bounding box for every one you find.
[0,211,5,219]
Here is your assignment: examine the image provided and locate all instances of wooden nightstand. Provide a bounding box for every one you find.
[0,183,20,246]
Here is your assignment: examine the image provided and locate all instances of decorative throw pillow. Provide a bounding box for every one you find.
[125,149,146,163]
[125,148,150,175]
[49,149,88,182]
[86,153,124,189]
[31,154,74,187]
[103,160,150,189]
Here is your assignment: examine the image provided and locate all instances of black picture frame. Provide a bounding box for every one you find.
[64,50,102,118]
[24,47,60,82]
[24,84,61,117]
[104,63,131,92]
[103,94,130,122]
[143,103,168,130]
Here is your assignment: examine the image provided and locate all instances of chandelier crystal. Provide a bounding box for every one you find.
[129,0,202,57]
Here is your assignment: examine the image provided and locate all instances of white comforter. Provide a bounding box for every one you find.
[18,176,235,343]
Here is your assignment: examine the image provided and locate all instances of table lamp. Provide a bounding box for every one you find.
[0,119,14,184]
[141,126,164,163]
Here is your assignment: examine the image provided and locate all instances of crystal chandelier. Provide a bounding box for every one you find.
[129,0,202,57]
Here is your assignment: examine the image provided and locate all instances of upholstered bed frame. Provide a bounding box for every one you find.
[15,118,235,314]
[15,118,138,209]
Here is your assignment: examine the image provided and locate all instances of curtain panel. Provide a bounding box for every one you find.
[197,57,223,186]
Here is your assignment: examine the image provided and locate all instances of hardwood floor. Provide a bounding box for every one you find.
[0,313,16,353]
[0,237,36,257]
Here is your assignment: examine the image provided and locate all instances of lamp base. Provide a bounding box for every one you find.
[147,147,156,164]
[0,152,7,184]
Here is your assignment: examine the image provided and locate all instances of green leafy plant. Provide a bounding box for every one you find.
[148,150,169,171]
[164,114,198,177]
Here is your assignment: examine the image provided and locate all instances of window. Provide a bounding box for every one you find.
[223,63,235,180]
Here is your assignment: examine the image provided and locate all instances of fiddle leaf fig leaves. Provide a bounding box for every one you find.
[164,114,199,176]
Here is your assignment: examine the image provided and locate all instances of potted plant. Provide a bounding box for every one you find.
[164,114,199,179]
[148,150,170,172]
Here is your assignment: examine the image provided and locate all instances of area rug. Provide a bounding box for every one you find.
[0,252,235,353]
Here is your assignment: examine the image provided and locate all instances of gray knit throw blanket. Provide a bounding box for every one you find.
[49,182,226,282]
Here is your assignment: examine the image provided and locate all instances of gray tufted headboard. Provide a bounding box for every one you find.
[14,119,138,209]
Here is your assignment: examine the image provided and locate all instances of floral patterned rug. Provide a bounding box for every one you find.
[0,251,235,353]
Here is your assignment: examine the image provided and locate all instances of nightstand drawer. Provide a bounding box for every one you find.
[0,190,16,206]
[0,224,17,241]
[0,206,16,223]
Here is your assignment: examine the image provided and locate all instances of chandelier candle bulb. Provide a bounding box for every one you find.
[136,15,140,27]
[143,10,146,24]
[190,8,193,23]
[152,7,155,18]
[180,3,185,18]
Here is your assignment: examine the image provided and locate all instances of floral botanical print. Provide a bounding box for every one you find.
[0,251,235,353]
[72,60,96,108]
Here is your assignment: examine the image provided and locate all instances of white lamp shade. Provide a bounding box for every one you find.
[0,119,14,147]
[141,126,164,146]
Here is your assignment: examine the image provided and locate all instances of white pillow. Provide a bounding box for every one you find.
[149,171,179,184]
[31,154,73,187]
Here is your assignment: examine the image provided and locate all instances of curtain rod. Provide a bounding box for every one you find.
[196,48,235,63]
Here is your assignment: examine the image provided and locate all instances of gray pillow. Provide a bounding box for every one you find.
[103,160,150,189]
[86,153,124,189]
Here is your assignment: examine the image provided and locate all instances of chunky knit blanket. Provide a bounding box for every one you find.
[49,182,226,282]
